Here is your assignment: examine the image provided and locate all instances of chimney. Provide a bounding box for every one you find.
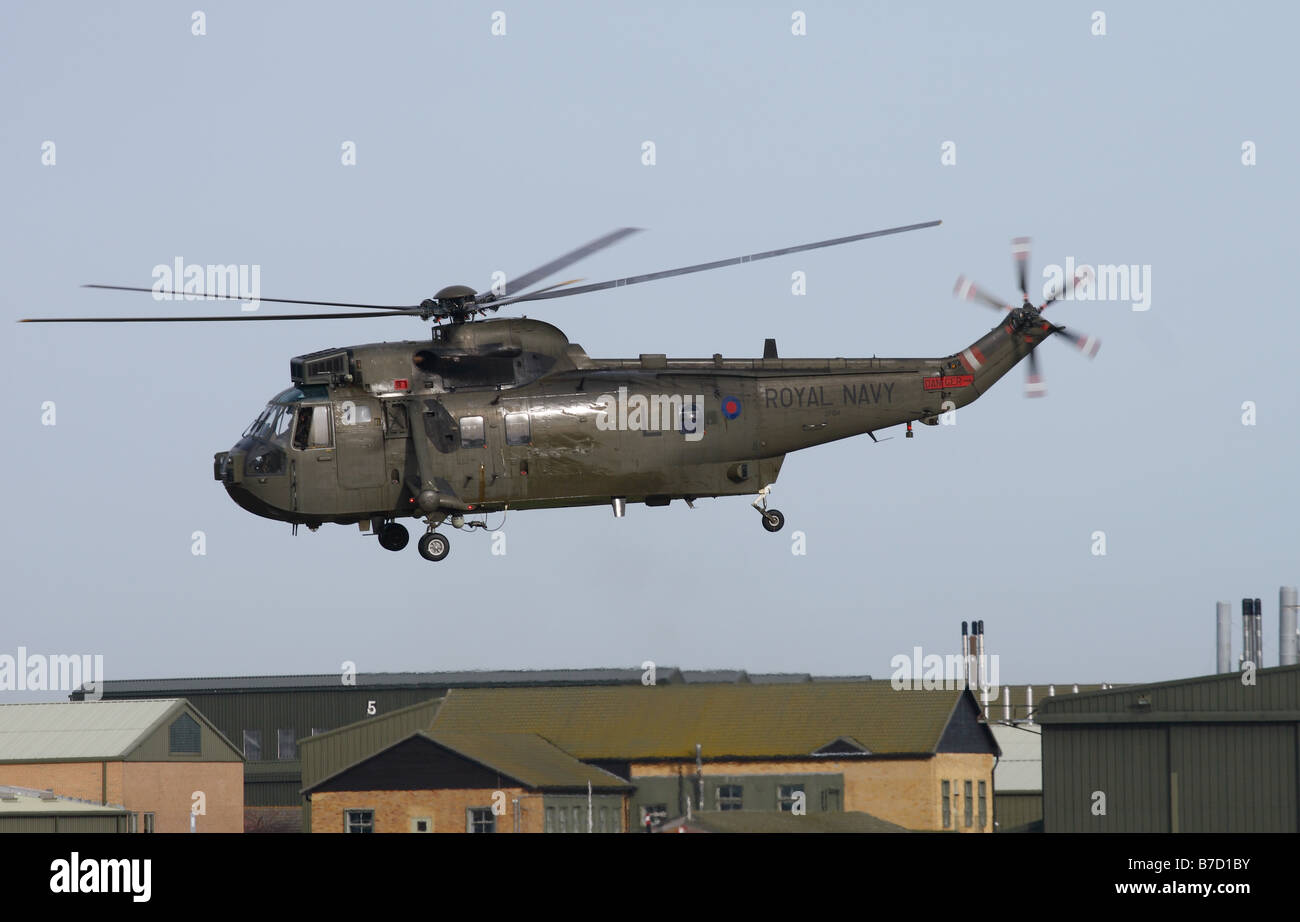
[1026,685,1034,724]
[961,621,970,689]
[1281,587,1299,667]
[1242,597,1263,668]
[1216,601,1232,673]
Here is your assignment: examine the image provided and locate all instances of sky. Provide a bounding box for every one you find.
[2,1,1297,696]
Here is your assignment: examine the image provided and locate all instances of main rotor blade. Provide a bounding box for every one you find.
[1040,266,1093,311]
[20,311,415,323]
[82,285,415,311]
[1012,237,1031,300]
[480,227,642,302]
[953,275,1013,311]
[1053,326,1101,358]
[494,220,942,306]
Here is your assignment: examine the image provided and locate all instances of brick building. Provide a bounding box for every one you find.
[0,699,243,833]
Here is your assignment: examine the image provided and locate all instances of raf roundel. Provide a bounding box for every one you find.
[721,396,742,420]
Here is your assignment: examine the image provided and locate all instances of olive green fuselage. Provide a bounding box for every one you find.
[216,314,1047,528]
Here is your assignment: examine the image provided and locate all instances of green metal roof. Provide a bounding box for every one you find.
[659,810,912,833]
[425,732,632,790]
[430,681,968,760]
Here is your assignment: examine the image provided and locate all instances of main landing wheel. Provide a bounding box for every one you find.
[418,531,451,562]
[761,509,785,533]
[378,522,409,551]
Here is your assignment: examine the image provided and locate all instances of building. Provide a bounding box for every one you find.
[0,700,243,833]
[1039,664,1300,832]
[657,810,909,833]
[72,667,851,831]
[988,723,1042,832]
[305,730,632,833]
[301,681,999,832]
[0,785,130,834]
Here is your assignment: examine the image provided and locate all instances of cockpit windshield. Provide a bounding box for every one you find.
[242,403,297,444]
[241,386,328,440]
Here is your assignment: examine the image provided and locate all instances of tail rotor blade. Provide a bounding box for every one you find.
[1012,237,1031,301]
[954,276,1013,312]
[1024,349,1047,398]
[1054,326,1101,359]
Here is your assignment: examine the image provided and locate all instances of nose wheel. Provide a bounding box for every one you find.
[751,486,785,533]
[418,530,451,562]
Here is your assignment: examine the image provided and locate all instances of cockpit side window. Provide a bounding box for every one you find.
[293,405,333,450]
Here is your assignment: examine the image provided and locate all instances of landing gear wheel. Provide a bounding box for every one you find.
[378,522,409,551]
[418,531,451,562]
[761,509,785,533]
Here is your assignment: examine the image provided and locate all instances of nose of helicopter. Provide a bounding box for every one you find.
[214,448,292,521]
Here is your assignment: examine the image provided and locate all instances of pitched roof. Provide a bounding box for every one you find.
[0,699,219,762]
[0,786,128,816]
[425,732,631,790]
[430,682,971,760]
[659,810,912,833]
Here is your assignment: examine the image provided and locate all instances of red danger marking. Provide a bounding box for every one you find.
[394,379,409,390]
[923,375,974,390]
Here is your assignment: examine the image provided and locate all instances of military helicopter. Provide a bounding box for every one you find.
[22,223,1098,562]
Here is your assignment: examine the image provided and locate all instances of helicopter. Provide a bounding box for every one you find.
[22,222,1098,562]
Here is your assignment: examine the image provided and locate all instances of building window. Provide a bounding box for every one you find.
[978,780,987,829]
[504,411,530,446]
[640,804,667,831]
[460,415,485,449]
[941,781,951,829]
[243,730,261,761]
[545,807,556,833]
[468,808,495,834]
[821,788,842,812]
[168,713,201,754]
[142,813,155,834]
[599,806,610,833]
[277,729,297,760]
[572,805,583,832]
[345,809,374,833]
[411,818,431,833]
[716,784,743,811]
[778,784,805,812]
[964,780,973,828]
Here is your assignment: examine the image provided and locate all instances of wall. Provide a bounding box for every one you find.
[310,787,536,833]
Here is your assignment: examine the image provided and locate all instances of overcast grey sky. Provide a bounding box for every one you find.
[3,1,1296,694]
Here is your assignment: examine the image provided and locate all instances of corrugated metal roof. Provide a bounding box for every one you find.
[431,682,964,759]
[426,732,632,790]
[0,700,180,761]
[989,723,1041,792]
[76,668,694,696]
[0,786,127,815]
[1037,665,1300,721]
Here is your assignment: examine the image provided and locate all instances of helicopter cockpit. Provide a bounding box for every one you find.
[234,386,332,476]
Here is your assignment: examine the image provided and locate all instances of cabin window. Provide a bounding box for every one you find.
[504,411,531,446]
[460,416,486,449]
[293,405,332,450]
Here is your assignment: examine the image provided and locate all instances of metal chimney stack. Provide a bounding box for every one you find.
[1216,601,1232,673]
[961,621,970,689]
[1281,587,1299,667]
[1241,598,1263,668]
